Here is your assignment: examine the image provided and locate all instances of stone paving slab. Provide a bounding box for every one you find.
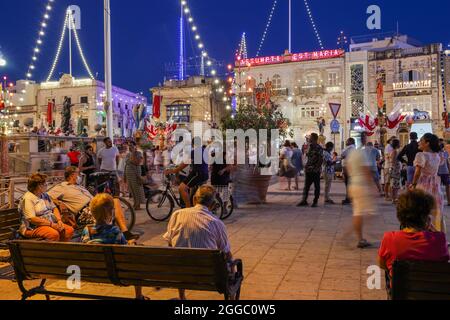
[1,179,449,300]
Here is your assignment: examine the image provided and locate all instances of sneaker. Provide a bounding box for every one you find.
[342,199,351,205]
[311,202,318,208]
[325,199,335,204]
[296,201,308,207]
[124,231,140,241]
[357,239,371,249]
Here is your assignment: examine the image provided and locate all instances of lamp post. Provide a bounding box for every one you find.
[104,0,114,139]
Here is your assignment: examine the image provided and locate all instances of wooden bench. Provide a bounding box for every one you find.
[0,209,20,262]
[391,260,450,300]
[8,240,244,300]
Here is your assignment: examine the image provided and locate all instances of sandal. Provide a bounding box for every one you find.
[357,239,371,249]
[136,296,151,300]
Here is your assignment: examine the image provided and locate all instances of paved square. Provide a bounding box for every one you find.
[1,179,449,300]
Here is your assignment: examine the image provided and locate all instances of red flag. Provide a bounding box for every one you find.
[47,101,54,126]
[377,80,384,109]
[152,95,162,119]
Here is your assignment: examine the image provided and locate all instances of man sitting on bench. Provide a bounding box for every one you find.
[48,167,139,241]
[164,185,232,300]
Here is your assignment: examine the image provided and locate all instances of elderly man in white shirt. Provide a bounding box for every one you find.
[164,185,232,300]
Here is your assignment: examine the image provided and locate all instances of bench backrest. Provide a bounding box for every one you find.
[8,241,230,293]
[392,260,450,300]
[0,209,20,243]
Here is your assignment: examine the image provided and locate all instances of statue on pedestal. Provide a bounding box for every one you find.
[61,96,74,133]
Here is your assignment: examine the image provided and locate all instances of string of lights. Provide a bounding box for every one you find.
[238,32,248,59]
[256,0,278,57]
[180,0,216,76]
[25,0,55,81]
[46,10,69,81]
[69,11,95,79]
[304,0,324,50]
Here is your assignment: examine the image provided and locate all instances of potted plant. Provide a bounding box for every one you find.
[221,104,292,204]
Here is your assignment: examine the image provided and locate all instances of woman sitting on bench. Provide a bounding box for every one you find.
[81,193,149,300]
[19,173,74,242]
[378,189,449,283]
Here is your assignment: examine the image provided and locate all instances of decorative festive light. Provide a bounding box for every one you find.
[180,0,216,77]
[46,9,94,81]
[25,0,56,81]
[304,0,324,49]
[256,0,278,57]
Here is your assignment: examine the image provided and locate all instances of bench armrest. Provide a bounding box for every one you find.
[229,259,243,278]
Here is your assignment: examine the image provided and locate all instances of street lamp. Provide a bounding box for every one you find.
[104,0,113,140]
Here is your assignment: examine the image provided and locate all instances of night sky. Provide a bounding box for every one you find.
[1,0,449,100]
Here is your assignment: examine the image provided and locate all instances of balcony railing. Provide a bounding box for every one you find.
[295,85,325,96]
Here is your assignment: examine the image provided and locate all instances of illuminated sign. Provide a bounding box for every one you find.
[236,49,345,67]
[392,80,431,90]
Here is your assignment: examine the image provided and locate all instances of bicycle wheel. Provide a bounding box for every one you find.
[146,190,175,222]
[211,193,224,219]
[117,197,136,231]
[221,195,235,220]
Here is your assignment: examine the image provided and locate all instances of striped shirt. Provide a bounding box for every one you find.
[163,205,231,253]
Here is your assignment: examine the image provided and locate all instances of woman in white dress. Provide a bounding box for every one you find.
[411,133,446,233]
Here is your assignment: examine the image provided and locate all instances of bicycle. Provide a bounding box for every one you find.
[214,184,235,220]
[87,172,136,231]
[146,173,222,222]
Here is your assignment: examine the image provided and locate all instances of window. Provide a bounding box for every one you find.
[402,70,424,82]
[80,96,88,104]
[300,105,320,119]
[328,72,338,86]
[167,104,191,123]
[272,75,282,89]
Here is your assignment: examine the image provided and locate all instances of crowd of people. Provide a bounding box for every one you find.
[11,130,450,299]
[280,131,450,251]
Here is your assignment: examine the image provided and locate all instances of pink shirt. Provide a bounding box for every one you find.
[378,231,449,276]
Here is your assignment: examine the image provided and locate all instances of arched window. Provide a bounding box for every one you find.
[272,74,282,89]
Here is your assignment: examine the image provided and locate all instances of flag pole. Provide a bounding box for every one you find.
[104,0,114,140]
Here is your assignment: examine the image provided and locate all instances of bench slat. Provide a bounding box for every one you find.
[115,262,216,276]
[117,271,218,284]
[405,271,450,283]
[0,215,20,224]
[112,245,221,257]
[22,257,107,270]
[21,249,106,262]
[27,273,113,285]
[403,291,450,300]
[113,254,219,267]
[25,265,110,278]
[0,220,21,229]
[17,241,105,253]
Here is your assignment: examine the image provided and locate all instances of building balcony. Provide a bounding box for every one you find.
[295,85,325,97]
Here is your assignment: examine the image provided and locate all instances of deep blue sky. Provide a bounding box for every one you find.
[1,0,449,99]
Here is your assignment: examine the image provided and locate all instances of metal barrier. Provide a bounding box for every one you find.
[0,175,65,210]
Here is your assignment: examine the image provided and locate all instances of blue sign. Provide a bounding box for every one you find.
[331,120,340,133]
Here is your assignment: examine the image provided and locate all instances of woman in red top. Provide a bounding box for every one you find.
[67,147,81,167]
[378,189,449,278]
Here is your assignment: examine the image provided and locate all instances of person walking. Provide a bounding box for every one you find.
[438,139,450,206]
[410,133,446,233]
[389,139,402,203]
[341,138,356,205]
[297,133,324,208]
[364,142,383,196]
[291,143,303,190]
[383,137,395,201]
[323,142,336,204]
[397,132,420,188]
[124,151,146,211]
[280,140,294,191]
[347,132,377,248]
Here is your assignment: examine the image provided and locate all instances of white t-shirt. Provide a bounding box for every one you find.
[98,146,119,171]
